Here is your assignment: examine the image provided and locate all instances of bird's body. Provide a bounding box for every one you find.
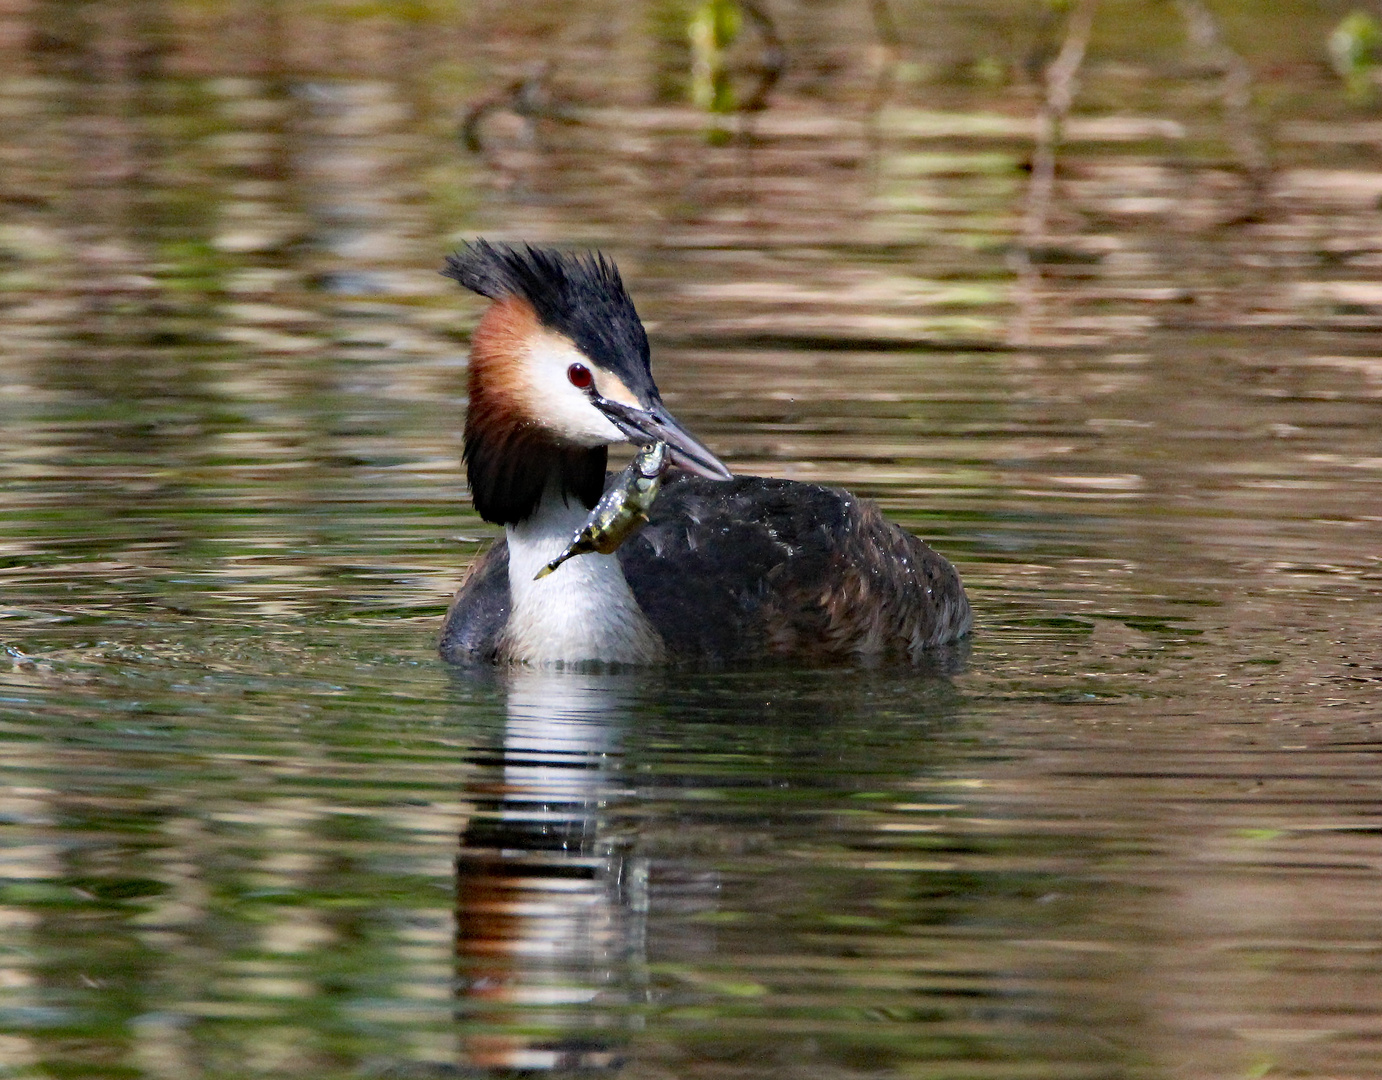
[439,241,971,667]
[443,470,970,665]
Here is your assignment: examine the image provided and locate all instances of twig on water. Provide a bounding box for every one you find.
[864,0,902,190]
[460,62,575,156]
[1012,0,1097,347]
[740,1,786,113]
[1175,0,1270,220]
[1023,0,1096,244]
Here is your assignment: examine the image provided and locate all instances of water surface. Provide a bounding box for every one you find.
[2,3,1381,1078]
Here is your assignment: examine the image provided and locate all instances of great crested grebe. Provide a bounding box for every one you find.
[439,241,972,666]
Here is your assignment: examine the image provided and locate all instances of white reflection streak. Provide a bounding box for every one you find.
[456,669,641,1072]
[498,669,621,831]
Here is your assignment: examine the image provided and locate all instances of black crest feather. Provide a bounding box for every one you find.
[443,240,653,388]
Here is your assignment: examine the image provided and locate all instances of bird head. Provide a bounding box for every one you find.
[444,241,731,524]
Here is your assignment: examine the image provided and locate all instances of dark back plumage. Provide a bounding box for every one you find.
[442,241,656,398]
[619,475,971,662]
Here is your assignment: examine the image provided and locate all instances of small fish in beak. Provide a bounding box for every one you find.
[535,441,671,580]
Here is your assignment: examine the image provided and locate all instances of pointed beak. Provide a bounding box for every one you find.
[593,397,733,480]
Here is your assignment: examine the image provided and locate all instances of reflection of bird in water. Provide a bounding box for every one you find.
[454,669,641,1071]
[440,241,972,666]
[451,665,968,1071]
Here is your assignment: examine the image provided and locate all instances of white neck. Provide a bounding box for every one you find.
[501,486,665,666]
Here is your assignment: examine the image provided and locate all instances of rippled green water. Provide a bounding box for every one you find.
[2,2,1382,1078]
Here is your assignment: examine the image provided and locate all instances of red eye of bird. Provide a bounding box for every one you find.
[567,363,593,389]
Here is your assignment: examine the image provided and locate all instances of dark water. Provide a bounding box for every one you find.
[2,3,1382,1078]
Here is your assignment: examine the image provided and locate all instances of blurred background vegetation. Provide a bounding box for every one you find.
[3,0,1379,348]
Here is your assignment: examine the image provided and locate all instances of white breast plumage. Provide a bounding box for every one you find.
[501,490,665,665]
